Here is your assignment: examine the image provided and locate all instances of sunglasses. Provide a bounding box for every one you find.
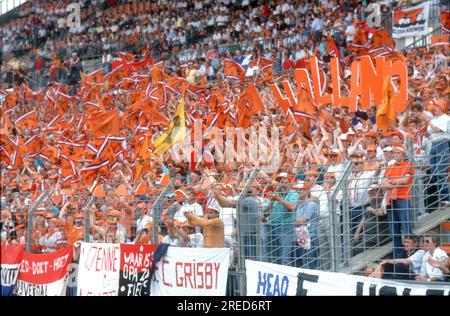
[424,239,433,244]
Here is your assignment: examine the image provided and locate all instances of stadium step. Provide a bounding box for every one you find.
[337,206,450,274]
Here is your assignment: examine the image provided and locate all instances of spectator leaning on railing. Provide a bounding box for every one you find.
[261,171,298,266]
[382,146,415,260]
[380,234,425,280]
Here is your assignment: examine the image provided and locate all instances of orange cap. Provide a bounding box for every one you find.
[367,145,377,152]
[74,212,84,219]
[108,210,122,218]
[174,189,189,201]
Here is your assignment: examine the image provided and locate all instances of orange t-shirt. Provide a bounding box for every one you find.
[384,161,414,203]
[65,224,85,245]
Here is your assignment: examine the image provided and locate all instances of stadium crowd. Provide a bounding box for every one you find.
[0,0,449,280]
[1,0,401,86]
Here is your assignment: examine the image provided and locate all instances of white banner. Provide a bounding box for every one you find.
[393,1,430,38]
[77,243,120,296]
[246,260,450,296]
[151,247,230,296]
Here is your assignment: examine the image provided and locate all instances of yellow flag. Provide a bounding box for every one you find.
[376,77,396,132]
[153,98,186,155]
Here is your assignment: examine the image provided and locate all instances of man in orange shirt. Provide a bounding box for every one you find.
[382,146,415,260]
[59,202,86,244]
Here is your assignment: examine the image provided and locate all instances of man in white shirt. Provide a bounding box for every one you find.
[135,202,152,235]
[380,234,426,279]
[417,232,449,281]
[345,19,357,43]
[348,154,374,235]
[425,99,450,206]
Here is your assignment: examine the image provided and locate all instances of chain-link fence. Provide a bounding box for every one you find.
[1,141,449,294]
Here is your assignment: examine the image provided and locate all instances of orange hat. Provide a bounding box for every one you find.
[108,210,122,218]
[294,182,312,190]
[74,212,84,219]
[301,182,312,190]
[393,146,406,153]
[274,171,294,182]
[389,131,404,140]
[45,212,56,219]
[366,131,378,138]
[305,169,318,177]
[15,223,25,230]
[174,189,189,201]
[367,145,377,152]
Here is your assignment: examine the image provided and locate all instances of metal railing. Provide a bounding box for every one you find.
[2,146,449,294]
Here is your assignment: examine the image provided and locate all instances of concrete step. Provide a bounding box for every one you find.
[337,206,450,274]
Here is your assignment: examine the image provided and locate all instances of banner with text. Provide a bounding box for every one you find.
[77,242,120,296]
[393,1,430,38]
[246,260,450,296]
[119,244,156,296]
[14,247,73,296]
[151,247,230,296]
[1,245,24,296]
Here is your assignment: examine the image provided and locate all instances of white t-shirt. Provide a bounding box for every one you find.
[188,233,204,248]
[428,114,450,143]
[162,235,186,247]
[408,249,426,276]
[419,247,449,280]
[136,215,152,234]
[175,202,203,223]
[345,25,356,42]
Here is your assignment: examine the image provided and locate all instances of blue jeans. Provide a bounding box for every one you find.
[350,207,365,235]
[294,237,319,269]
[387,199,412,259]
[265,224,296,266]
[430,141,450,203]
[243,234,257,261]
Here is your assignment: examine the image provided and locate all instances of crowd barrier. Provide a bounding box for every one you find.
[2,143,449,295]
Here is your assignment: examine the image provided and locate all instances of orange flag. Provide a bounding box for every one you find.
[151,61,165,83]
[133,132,153,181]
[14,111,38,130]
[441,11,450,32]
[87,109,123,136]
[237,84,264,128]
[376,77,396,132]
[292,87,317,118]
[141,101,170,126]
[223,59,245,81]
[430,35,449,47]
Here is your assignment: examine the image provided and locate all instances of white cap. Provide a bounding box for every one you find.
[383,146,393,152]
[206,199,222,216]
[330,148,341,154]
